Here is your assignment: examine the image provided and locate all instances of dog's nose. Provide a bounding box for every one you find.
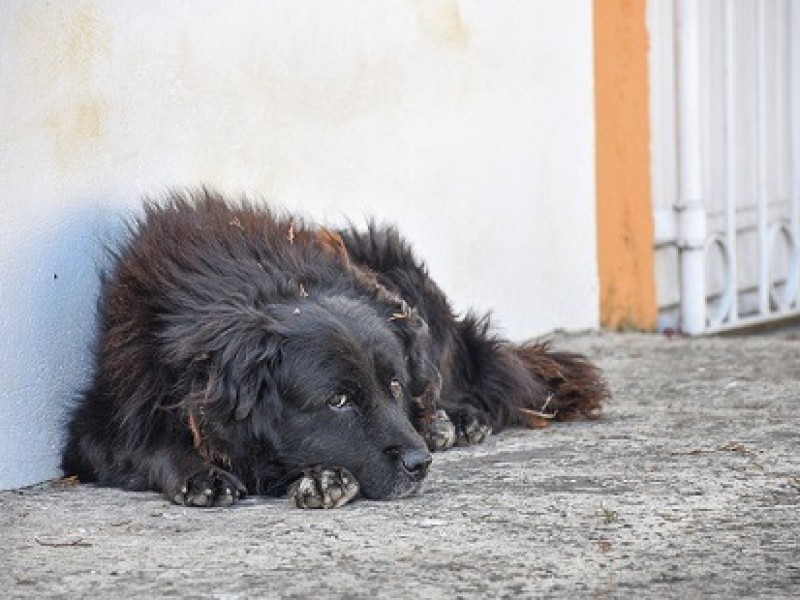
[399,448,432,480]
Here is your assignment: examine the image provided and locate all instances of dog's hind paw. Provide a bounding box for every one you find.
[455,417,492,447]
[427,409,457,451]
[425,410,490,450]
[288,466,360,509]
[172,467,247,508]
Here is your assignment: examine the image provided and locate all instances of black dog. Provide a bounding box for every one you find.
[62,190,608,508]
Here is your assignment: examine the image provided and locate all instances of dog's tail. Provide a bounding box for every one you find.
[510,340,607,424]
[455,315,608,431]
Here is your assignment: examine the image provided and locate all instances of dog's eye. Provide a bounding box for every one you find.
[389,379,402,399]
[328,393,351,410]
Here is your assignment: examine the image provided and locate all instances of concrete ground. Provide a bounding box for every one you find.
[1,332,798,598]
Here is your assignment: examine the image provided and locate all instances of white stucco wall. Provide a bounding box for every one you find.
[0,0,597,490]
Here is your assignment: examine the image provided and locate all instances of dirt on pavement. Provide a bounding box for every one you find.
[1,332,798,598]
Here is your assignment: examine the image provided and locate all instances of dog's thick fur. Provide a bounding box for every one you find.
[62,191,608,508]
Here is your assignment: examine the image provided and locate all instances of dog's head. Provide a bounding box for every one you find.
[164,294,432,500]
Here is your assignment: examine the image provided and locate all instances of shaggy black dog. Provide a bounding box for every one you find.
[62,191,608,508]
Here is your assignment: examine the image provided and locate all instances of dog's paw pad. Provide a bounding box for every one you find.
[288,467,360,509]
[174,467,246,508]
[428,409,457,451]
[456,417,492,447]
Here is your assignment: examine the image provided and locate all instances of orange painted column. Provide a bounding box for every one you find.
[594,0,658,330]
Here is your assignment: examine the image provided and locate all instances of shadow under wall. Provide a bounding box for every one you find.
[0,201,130,490]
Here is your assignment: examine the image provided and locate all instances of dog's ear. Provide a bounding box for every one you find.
[201,327,283,422]
[387,301,436,398]
[159,303,285,421]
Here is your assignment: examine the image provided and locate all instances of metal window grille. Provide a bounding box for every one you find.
[649,0,800,334]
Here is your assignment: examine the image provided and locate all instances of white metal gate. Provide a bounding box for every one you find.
[649,0,800,334]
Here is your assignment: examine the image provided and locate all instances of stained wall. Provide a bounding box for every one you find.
[0,1,597,489]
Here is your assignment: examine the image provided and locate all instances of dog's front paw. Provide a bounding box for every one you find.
[427,409,457,451]
[172,467,247,508]
[288,466,360,509]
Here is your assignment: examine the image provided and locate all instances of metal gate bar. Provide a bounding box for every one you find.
[663,0,800,334]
